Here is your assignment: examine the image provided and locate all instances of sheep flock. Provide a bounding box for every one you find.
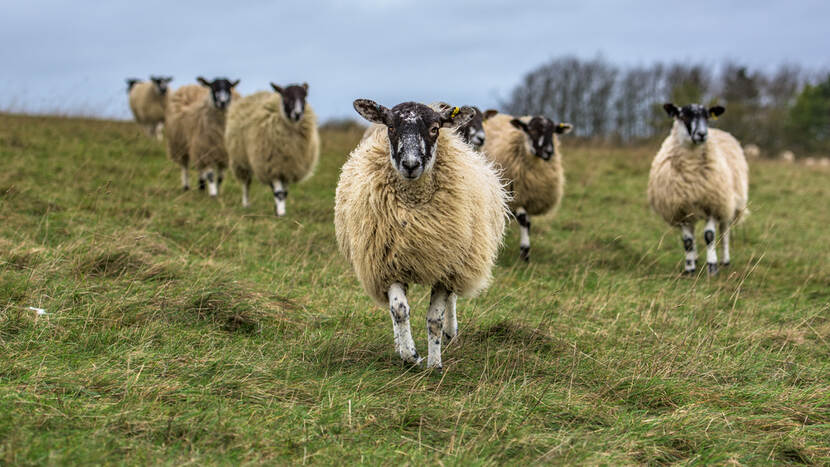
[121,73,774,370]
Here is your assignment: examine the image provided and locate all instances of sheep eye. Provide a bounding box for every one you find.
[430,126,439,136]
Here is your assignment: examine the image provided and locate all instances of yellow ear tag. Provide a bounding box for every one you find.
[711,114,718,120]
[451,107,460,118]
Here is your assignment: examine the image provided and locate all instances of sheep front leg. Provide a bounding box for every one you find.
[272,179,287,217]
[180,166,190,191]
[516,207,531,262]
[388,283,419,364]
[704,217,718,275]
[719,221,731,267]
[154,122,164,141]
[205,169,219,197]
[426,285,449,370]
[681,223,697,274]
[442,293,458,345]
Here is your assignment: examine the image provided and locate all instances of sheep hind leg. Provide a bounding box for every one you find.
[388,283,420,365]
[442,293,458,345]
[516,207,531,262]
[426,285,449,370]
[720,221,731,267]
[704,217,718,275]
[241,178,251,208]
[681,223,697,275]
[272,179,287,217]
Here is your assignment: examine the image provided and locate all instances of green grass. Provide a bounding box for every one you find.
[1,112,828,464]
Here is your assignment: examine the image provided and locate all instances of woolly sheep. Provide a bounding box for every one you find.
[430,103,498,150]
[648,103,749,276]
[481,112,572,261]
[743,143,761,159]
[225,83,320,216]
[335,100,508,370]
[165,77,239,196]
[780,150,795,163]
[127,76,172,141]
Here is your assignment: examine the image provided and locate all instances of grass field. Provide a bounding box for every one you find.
[1,112,829,464]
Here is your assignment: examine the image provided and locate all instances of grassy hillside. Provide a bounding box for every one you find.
[1,113,828,464]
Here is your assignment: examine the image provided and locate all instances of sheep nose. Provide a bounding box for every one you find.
[401,158,420,172]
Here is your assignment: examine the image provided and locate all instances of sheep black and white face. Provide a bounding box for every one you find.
[510,116,572,161]
[354,99,475,180]
[197,77,239,111]
[150,76,173,96]
[458,107,487,149]
[271,83,308,123]
[664,103,725,144]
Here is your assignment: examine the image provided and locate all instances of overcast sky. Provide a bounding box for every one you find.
[1,0,828,121]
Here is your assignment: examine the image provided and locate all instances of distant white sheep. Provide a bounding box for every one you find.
[127,76,172,141]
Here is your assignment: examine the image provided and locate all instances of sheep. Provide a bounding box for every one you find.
[780,150,795,163]
[127,76,172,141]
[430,103,498,150]
[648,103,749,276]
[335,99,508,370]
[165,77,239,196]
[743,143,761,159]
[481,112,573,262]
[225,83,320,216]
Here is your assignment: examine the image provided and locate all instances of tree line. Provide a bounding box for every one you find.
[501,56,830,157]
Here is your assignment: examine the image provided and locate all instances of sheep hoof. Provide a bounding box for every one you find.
[198,180,206,191]
[520,247,530,262]
[721,261,730,267]
[707,263,719,276]
[682,269,696,276]
[182,186,189,192]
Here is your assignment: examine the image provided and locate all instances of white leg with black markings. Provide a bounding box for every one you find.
[180,167,189,191]
[426,285,449,369]
[388,283,419,364]
[516,207,531,261]
[704,217,718,275]
[720,221,731,266]
[272,179,287,217]
[681,223,697,274]
[442,292,458,345]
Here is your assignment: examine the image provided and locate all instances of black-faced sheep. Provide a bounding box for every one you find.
[648,103,749,276]
[225,83,319,216]
[482,112,572,261]
[334,100,508,370]
[165,77,239,196]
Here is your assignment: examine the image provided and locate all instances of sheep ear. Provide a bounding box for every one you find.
[270,83,284,94]
[483,109,499,121]
[353,99,392,126]
[197,77,211,87]
[555,122,573,134]
[230,79,240,88]
[510,118,528,132]
[663,103,680,118]
[709,105,725,118]
[302,82,309,93]
[440,105,475,128]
